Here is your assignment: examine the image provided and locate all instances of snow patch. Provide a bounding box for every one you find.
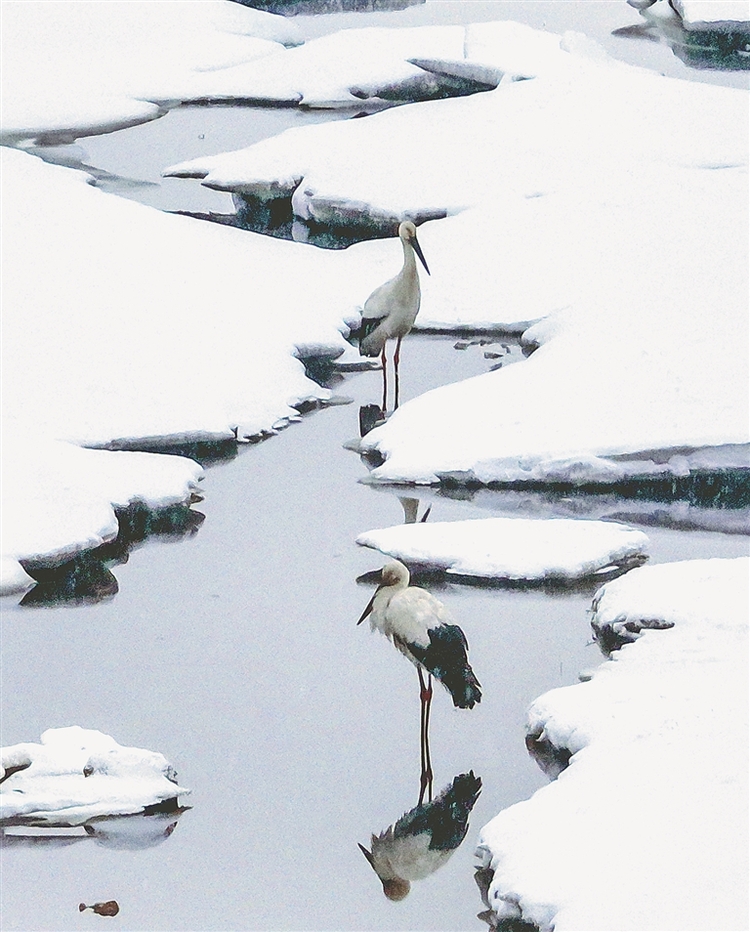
[356,517,649,582]
[476,557,749,932]
[1,726,190,827]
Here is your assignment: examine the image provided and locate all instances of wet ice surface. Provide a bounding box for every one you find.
[1,337,747,931]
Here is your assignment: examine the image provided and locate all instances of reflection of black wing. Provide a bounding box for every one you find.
[394,772,482,851]
[408,625,482,709]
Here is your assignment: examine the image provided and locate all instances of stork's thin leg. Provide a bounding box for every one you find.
[418,668,434,805]
[394,336,403,410]
[418,667,428,805]
[381,345,388,413]
[423,674,434,802]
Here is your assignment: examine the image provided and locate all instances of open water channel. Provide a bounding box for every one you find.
[2,3,748,930]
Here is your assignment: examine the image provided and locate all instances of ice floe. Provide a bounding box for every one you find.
[0,726,190,827]
[1,1,299,145]
[356,517,649,582]
[476,556,749,932]
[168,25,476,109]
[646,0,750,28]
[2,6,499,147]
[1,435,204,596]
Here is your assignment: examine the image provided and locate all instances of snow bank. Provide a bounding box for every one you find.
[1,1,299,144]
[356,517,649,582]
[0,726,190,827]
[167,25,473,109]
[2,7,495,146]
[1,435,203,595]
[668,0,749,28]
[476,557,749,932]
[1,147,426,592]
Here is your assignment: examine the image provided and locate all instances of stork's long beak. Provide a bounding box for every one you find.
[358,843,376,869]
[357,588,378,625]
[412,237,430,276]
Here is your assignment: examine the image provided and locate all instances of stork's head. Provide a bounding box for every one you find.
[398,221,430,275]
[358,843,411,900]
[380,560,410,588]
[381,878,411,901]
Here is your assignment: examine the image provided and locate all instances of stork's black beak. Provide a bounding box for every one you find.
[413,237,430,276]
[357,588,378,625]
[358,842,376,869]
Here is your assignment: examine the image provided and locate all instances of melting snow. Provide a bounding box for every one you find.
[356,517,649,582]
[476,557,749,931]
[0,726,190,827]
[0,2,300,145]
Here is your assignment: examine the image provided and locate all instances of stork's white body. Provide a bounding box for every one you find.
[369,826,452,883]
[366,570,452,657]
[360,224,424,357]
[359,221,430,412]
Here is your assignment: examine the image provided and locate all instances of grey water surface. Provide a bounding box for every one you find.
[2,3,748,930]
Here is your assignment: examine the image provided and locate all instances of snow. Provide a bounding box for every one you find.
[356,517,649,582]
[168,25,472,109]
[1,6,495,145]
[1,436,204,594]
[1,1,299,144]
[670,1,750,28]
[0,726,190,827]
[476,557,749,932]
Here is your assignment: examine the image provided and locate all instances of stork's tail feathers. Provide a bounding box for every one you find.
[393,771,482,851]
[441,661,482,710]
[409,624,482,709]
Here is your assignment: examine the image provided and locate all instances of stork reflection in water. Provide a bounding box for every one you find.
[359,771,482,900]
[359,220,430,413]
[357,560,481,802]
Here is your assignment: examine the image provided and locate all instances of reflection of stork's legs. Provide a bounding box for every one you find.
[394,336,403,409]
[418,668,434,805]
[381,346,388,413]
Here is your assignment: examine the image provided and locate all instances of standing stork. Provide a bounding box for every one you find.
[357,560,481,802]
[359,220,430,412]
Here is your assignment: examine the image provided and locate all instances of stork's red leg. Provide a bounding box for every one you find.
[381,344,388,413]
[423,674,433,802]
[418,668,434,805]
[394,336,403,409]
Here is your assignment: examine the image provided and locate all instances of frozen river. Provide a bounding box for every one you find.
[1,2,748,930]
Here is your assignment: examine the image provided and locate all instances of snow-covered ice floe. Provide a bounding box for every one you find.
[0,435,203,597]
[0,726,190,827]
[476,557,749,932]
[356,518,649,583]
[0,1,301,145]
[630,0,750,29]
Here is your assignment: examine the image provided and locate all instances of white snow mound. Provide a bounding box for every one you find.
[1,1,298,144]
[0,726,190,826]
[476,557,749,932]
[356,517,649,581]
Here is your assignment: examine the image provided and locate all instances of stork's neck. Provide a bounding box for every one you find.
[402,238,417,273]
